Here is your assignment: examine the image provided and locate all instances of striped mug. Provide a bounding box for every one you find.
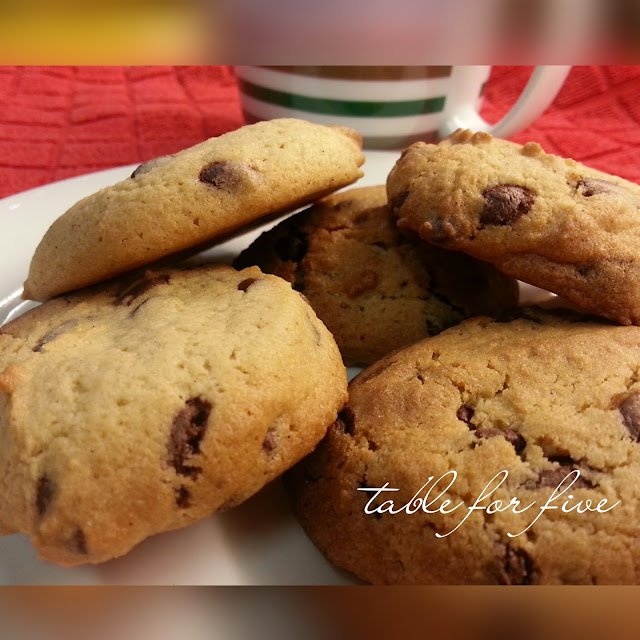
[235,66,570,149]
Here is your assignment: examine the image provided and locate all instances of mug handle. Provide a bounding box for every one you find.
[438,66,571,140]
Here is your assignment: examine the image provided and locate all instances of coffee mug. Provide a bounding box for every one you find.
[235,66,571,149]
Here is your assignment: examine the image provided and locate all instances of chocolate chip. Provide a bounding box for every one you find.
[526,468,590,490]
[33,320,77,353]
[70,528,88,555]
[577,178,621,197]
[116,275,170,306]
[457,405,475,424]
[36,475,54,517]
[237,278,258,292]
[475,427,527,456]
[335,407,356,436]
[525,456,594,490]
[168,397,212,477]
[503,430,527,456]
[499,546,534,585]
[618,392,640,441]
[199,162,245,192]
[274,232,307,263]
[262,428,277,453]
[480,184,535,226]
[130,155,174,179]
[175,487,191,508]
[389,190,410,212]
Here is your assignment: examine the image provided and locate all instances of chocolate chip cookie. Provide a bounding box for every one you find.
[288,308,640,584]
[387,129,640,325]
[0,264,347,565]
[234,186,518,366]
[24,118,365,301]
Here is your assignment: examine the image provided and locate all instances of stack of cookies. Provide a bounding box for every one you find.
[0,119,364,565]
[2,120,640,584]
[276,129,640,585]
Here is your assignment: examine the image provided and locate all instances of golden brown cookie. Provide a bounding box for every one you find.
[235,186,518,366]
[1,264,347,565]
[387,129,640,325]
[288,308,640,584]
[24,119,365,301]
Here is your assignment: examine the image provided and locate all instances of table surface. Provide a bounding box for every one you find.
[0,65,639,201]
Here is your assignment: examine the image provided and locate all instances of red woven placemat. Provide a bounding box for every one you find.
[484,65,640,183]
[0,65,638,200]
[0,66,243,199]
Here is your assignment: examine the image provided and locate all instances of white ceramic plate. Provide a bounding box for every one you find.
[0,150,400,585]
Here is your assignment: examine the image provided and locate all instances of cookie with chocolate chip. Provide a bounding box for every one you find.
[288,308,640,584]
[0,264,347,565]
[234,186,518,366]
[24,118,365,301]
[387,129,640,325]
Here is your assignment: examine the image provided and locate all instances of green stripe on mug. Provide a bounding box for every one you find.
[238,80,446,118]
[262,66,453,81]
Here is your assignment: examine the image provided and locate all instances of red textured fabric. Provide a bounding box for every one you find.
[0,66,244,199]
[0,65,639,200]
[482,66,640,183]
